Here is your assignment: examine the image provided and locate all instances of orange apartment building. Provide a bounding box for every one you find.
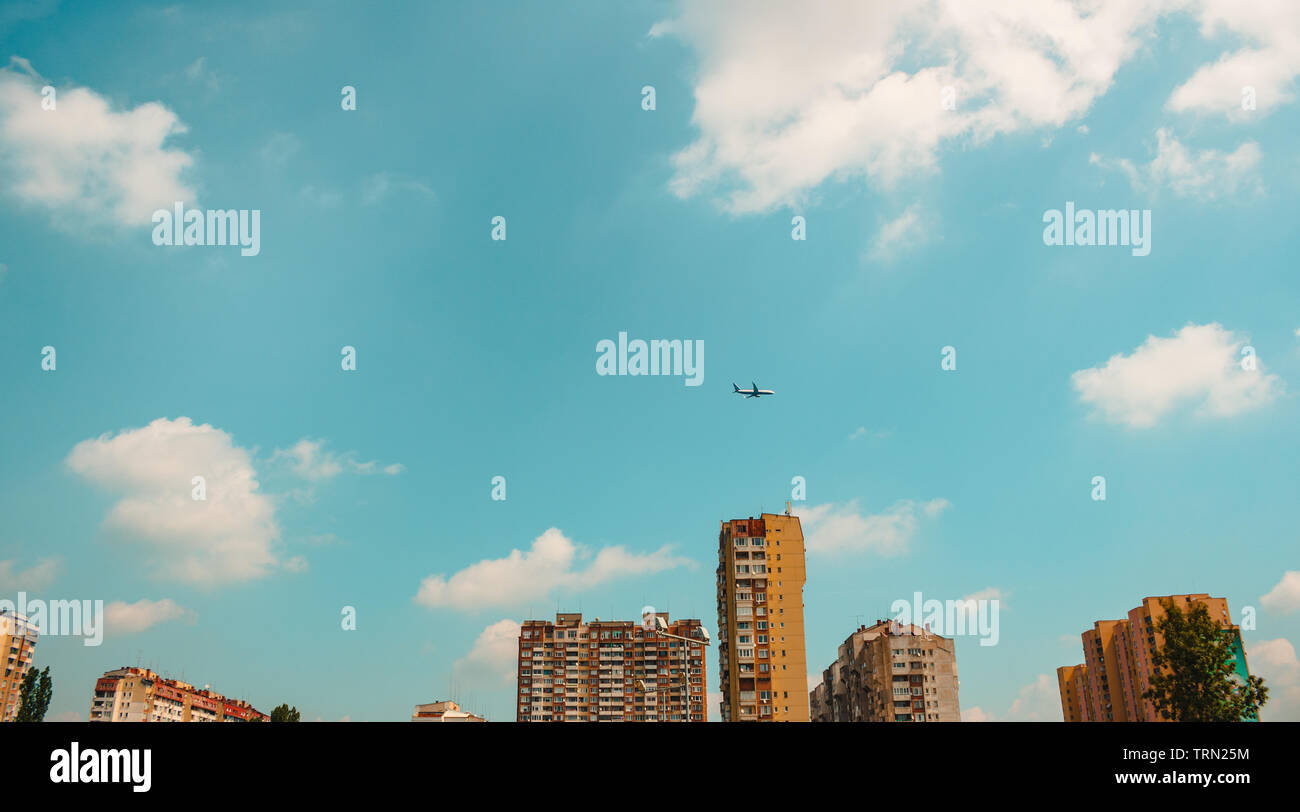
[1057,593,1255,722]
[88,666,269,722]
[1,612,38,721]
[716,509,809,721]
[517,612,708,722]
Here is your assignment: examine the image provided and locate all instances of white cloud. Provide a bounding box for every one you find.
[1090,128,1262,200]
[0,557,59,592]
[794,498,949,556]
[1261,571,1300,613]
[1071,323,1282,428]
[452,619,521,687]
[361,172,434,205]
[259,132,300,167]
[651,2,1300,213]
[0,57,196,227]
[105,598,195,634]
[414,528,693,611]
[1249,637,1300,721]
[183,57,219,93]
[283,555,309,573]
[298,185,342,208]
[869,205,926,261]
[966,674,1063,721]
[1166,0,1300,118]
[961,706,993,722]
[270,438,404,480]
[66,417,280,586]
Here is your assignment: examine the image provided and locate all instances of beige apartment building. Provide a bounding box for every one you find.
[516,612,707,722]
[1,612,39,721]
[716,509,809,721]
[809,619,962,722]
[89,666,268,722]
[412,700,487,722]
[1057,593,1255,722]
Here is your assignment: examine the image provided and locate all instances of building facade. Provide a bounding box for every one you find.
[809,620,961,722]
[1057,593,1255,722]
[516,612,707,722]
[412,700,487,722]
[88,667,268,722]
[1,612,38,721]
[716,510,809,722]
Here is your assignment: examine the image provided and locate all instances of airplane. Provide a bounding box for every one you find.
[733,381,775,398]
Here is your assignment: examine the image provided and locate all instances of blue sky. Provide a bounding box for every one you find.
[1,0,1298,722]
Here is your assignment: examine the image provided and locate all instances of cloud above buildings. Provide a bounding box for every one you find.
[650,1,1300,213]
[104,598,196,635]
[66,417,281,586]
[795,498,949,556]
[962,673,1063,722]
[414,527,694,611]
[1261,571,1300,614]
[1250,637,1300,721]
[0,557,59,592]
[0,56,196,228]
[452,619,522,687]
[1071,323,1281,428]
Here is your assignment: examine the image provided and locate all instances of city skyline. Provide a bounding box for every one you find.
[2,1,1299,724]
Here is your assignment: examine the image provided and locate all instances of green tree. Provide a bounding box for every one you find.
[269,703,301,722]
[13,666,52,722]
[1143,599,1267,722]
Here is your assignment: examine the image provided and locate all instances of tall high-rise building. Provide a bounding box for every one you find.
[88,666,268,722]
[516,612,707,722]
[809,620,962,722]
[1057,593,1256,722]
[1,612,39,721]
[716,509,809,721]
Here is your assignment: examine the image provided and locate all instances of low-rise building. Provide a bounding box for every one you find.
[88,667,269,722]
[411,700,487,722]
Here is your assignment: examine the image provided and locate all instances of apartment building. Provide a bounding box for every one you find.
[412,700,487,722]
[809,620,961,722]
[516,612,708,722]
[88,666,269,722]
[716,509,809,722]
[1057,593,1255,722]
[1,612,38,721]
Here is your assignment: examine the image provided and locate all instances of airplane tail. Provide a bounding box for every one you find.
[732,383,740,393]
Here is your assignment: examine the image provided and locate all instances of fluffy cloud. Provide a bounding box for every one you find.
[964,674,1063,721]
[1165,0,1300,118]
[795,498,949,555]
[66,417,280,586]
[453,619,522,687]
[651,1,1299,213]
[869,205,926,261]
[270,438,404,480]
[105,598,195,634]
[414,528,693,611]
[0,557,59,592]
[1249,638,1300,721]
[1071,323,1282,428]
[0,57,196,227]
[1261,571,1300,614]
[1090,129,1262,200]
